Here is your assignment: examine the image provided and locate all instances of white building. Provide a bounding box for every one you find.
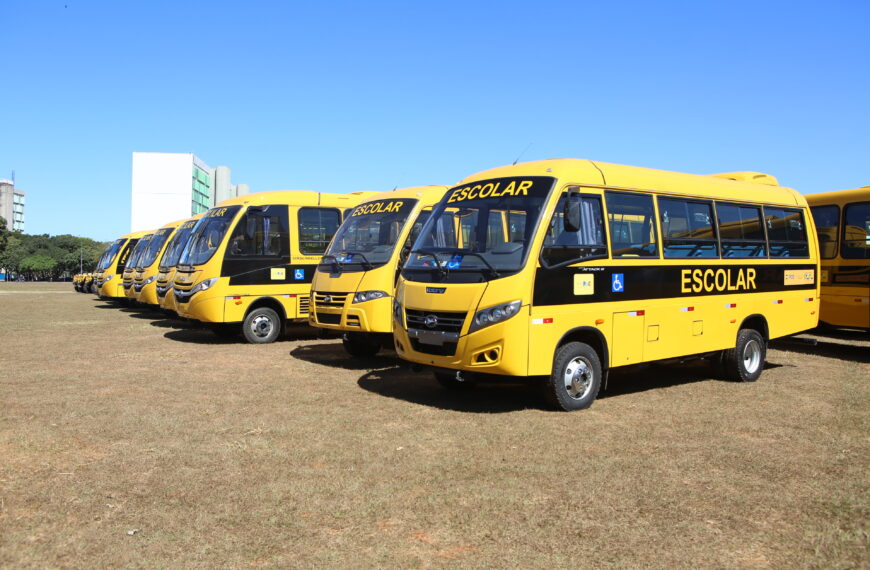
[130,152,249,232]
[0,179,25,232]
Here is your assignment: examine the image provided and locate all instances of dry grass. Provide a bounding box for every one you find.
[0,282,867,568]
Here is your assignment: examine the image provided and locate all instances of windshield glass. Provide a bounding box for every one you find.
[138,227,173,268]
[321,198,418,270]
[126,235,152,271]
[96,239,125,271]
[159,219,199,269]
[178,205,242,267]
[404,176,554,281]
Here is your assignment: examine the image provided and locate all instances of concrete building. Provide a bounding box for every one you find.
[0,179,25,232]
[130,152,249,232]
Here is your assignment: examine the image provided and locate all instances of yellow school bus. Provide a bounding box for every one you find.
[94,231,149,300]
[173,190,377,342]
[131,218,186,307]
[309,185,449,356]
[122,231,155,303]
[155,214,204,315]
[393,159,820,411]
[807,186,870,330]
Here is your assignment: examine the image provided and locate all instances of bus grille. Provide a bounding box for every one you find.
[316,312,341,325]
[313,291,350,308]
[410,339,458,357]
[298,295,310,315]
[405,309,466,333]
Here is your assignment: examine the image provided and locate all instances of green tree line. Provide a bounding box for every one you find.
[0,217,109,280]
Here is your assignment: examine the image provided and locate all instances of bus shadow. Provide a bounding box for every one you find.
[163,328,241,344]
[357,366,543,413]
[162,323,323,345]
[150,318,198,330]
[600,362,727,399]
[770,337,870,363]
[290,342,398,371]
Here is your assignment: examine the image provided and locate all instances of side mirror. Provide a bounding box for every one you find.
[563,193,581,232]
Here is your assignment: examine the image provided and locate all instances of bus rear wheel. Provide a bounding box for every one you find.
[342,333,381,358]
[723,328,766,382]
[544,342,602,411]
[242,307,282,344]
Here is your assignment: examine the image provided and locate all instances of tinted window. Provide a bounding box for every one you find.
[605,192,658,257]
[843,201,870,259]
[716,203,766,258]
[764,207,809,258]
[298,207,341,255]
[810,205,839,259]
[226,206,289,257]
[541,191,606,267]
[659,198,718,258]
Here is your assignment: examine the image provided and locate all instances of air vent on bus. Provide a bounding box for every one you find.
[709,171,779,186]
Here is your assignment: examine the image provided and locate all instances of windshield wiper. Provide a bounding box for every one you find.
[410,249,445,277]
[454,252,500,278]
[338,251,373,270]
[320,254,342,274]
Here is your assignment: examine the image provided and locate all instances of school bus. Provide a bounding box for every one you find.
[94,231,149,300]
[122,231,155,303]
[173,190,377,342]
[309,186,449,356]
[131,218,186,307]
[393,159,820,411]
[806,186,870,330]
[155,214,203,315]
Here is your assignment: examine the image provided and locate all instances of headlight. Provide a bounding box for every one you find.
[143,276,156,285]
[393,298,403,324]
[353,290,389,303]
[468,300,522,333]
[104,274,114,282]
[191,277,218,294]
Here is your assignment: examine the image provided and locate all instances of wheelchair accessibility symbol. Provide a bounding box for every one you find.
[294,268,305,280]
[612,273,624,293]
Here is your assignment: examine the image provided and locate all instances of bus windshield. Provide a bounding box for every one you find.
[322,199,418,271]
[126,236,152,270]
[138,228,173,269]
[96,239,125,271]
[159,221,198,270]
[179,206,242,267]
[404,177,554,281]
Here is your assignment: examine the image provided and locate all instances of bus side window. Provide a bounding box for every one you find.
[764,206,809,258]
[227,206,289,258]
[716,203,766,258]
[298,207,341,255]
[659,197,718,258]
[810,205,840,259]
[541,192,607,267]
[842,201,870,259]
[605,192,659,257]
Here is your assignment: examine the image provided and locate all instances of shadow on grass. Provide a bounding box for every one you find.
[163,322,322,344]
[357,366,542,413]
[163,327,241,344]
[290,342,398,371]
[150,318,198,330]
[770,337,870,363]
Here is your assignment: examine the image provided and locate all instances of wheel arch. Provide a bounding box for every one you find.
[246,296,287,323]
[739,313,769,342]
[556,326,610,370]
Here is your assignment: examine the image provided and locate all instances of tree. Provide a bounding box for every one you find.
[19,254,57,280]
[0,216,7,256]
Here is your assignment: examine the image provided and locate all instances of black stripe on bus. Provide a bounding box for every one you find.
[821,265,869,286]
[224,260,320,286]
[533,263,817,306]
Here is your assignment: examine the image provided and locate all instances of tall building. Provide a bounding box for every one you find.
[0,179,25,232]
[130,152,249,232]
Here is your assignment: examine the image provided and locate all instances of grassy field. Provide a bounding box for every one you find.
[0,282,867,568]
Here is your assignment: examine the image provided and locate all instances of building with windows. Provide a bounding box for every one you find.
[131,152,249,232]
[0,179,25,232]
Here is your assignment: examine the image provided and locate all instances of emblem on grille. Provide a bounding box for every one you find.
[323,295,332,303]
[424,315,439,328]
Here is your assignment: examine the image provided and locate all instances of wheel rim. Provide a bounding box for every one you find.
[250,315,274,338]
[563,357,593,400]
[742,339,762,374]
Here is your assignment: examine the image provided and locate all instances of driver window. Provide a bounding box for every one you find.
[541,190,607,266]
[227,206,289,257]
[605,191,659,257]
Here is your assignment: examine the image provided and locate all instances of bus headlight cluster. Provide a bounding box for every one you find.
[143,276,156,286]
[191,277,218,295]
[353,290,388,303]
[469,300,522,333]
[104,274,114,282]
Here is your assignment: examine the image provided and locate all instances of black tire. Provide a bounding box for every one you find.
[543,342,602,411]
[242,307,282,344]
[342,333,381,358]
[210,323,240,339]
[722,328,766,382]
[434,369,476,390]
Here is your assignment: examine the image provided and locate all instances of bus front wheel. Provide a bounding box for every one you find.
[722,329,766,382]
[544,342,602,411]
[243,307,282,344]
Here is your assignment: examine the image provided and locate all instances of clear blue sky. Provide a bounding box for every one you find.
[1,0,868,241]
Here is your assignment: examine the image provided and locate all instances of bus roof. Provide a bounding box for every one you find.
[353,185,449,205]
[804,186,870,205]
[212,190,380,209]
[459,159,803,207]
[119,230,150,240]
